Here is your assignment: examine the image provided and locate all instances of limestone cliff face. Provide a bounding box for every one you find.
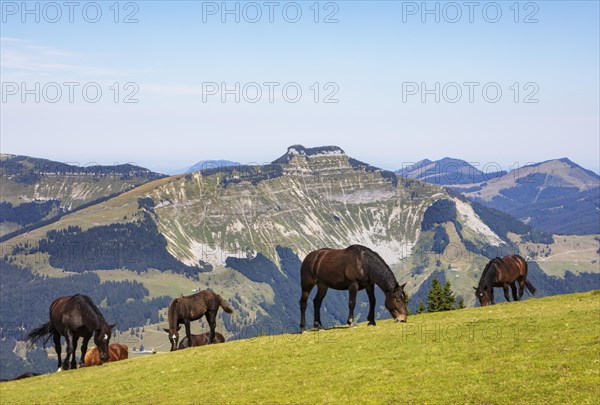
[149,145,440,270]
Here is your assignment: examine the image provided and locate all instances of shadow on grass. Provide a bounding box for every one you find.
[298,324,364,334]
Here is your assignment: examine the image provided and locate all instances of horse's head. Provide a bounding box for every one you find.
[385,282,408,322]
[473,286,490,306]
[94,323,115,363]
[163,325,181,351]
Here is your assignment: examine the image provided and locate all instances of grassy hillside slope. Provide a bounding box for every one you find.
[0,154,165,239]
[2,291,598,404]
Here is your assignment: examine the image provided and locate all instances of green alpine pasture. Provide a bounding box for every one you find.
[1,291,598,404]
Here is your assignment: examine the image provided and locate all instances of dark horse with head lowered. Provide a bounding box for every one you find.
[164,290,233,351]
[300,244,408,331]
[474,254,536,306]
[27,294,115,370]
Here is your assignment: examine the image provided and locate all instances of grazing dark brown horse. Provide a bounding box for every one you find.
[27,294,115,370]
[474,255,537,306]
[177,332,225,349]
[164,290,233,351]
[84,343,128,367]
[300,244,408,331]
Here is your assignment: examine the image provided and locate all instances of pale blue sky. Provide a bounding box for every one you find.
[1,1,599,173]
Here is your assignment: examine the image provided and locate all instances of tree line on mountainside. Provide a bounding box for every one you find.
[0,190,137,243]
[10,213,209,278]
[0,200,62,226]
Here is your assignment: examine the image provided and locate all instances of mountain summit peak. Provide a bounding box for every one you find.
[287,144,345,157]
[273,145,346,164]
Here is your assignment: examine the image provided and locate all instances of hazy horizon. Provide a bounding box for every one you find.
[2,146,599,176]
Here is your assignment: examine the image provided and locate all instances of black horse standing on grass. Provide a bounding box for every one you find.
[474,254,537,306]
[27,294,115,371]
[300,244,408,331]
[164,290,233,351]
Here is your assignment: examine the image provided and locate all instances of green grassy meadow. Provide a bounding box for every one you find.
[1,291,599,404]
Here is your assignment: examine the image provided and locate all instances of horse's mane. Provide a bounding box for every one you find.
[479,257,502,288]
[69,294,107,329]
[348,245,398,291]
[168,298,179,329]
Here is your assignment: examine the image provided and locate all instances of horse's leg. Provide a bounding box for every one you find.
[80,335,91,368]
[347,283,358,327]
[53,332,62,371]
[205,310,217,344]
[502,284,510,302]
[63,331,74,370]
[518,279,526,300]
[510,282,519,301]
[300,272,316,332]
[299,287,312,332]
[70,336,79,370]
[490,288,495,305]
[313,284,328,330]
[184,319,192,349]
[366,284,376,326]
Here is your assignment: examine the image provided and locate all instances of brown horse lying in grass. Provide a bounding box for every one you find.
[178,332,225,349]
[84,343,128,367]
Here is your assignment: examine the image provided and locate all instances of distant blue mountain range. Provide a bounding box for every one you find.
[396,157,506,185]
[167,160,241,175]
[398,157,600,235]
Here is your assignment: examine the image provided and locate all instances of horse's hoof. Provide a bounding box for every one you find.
[368,322,376,326]
[348,322,358,328]
[56,367,62,373]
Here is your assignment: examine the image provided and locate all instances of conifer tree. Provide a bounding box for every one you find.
[416,301,426,314]
[442,280,456,311]
[427,278,445,312]
[427,277,463,312]
[456,296,465,309]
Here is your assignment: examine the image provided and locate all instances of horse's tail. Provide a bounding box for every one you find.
[525,280,537,295]
[26,322,54,348]
[218,295,233,314]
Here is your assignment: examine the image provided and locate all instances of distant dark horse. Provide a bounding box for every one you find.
[84,343,128,367]
[164,290,233,351]
[300,244,408,331]
[27,294,115,370]
[474,255,536,306]
[178,332,226,349]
